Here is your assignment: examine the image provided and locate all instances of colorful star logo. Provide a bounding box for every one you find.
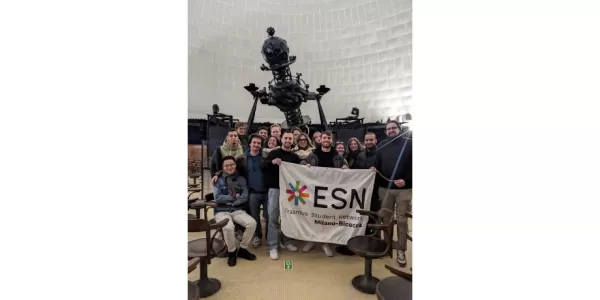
[286,181,309,206]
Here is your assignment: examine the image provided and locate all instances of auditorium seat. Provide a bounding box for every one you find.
[346,208,395,294]
[203,192,247,257]
[376,263,412,300]
[188,217,228,298]
[188,257,201,300]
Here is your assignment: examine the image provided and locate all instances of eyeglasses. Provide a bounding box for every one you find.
[223,163,236,168]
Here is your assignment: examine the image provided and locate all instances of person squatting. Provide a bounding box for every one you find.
[208,120,412,267]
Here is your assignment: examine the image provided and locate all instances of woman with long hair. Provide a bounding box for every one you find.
[293,132,315,165]
[262,135,281,159]
[346,137,364,169]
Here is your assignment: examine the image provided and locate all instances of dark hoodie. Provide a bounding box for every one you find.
[310,147,347,168]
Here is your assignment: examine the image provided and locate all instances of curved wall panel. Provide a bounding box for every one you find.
[189,0,412,123]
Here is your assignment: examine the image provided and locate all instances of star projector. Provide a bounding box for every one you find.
[244,27,330,130]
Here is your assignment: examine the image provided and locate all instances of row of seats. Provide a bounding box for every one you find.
[187,194,412,299]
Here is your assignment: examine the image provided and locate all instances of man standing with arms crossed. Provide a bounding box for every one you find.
[374,120,412,266]
[261,131,300,260]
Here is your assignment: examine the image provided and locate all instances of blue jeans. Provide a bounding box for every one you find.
[267,188,292,250]
[249,192,269,239]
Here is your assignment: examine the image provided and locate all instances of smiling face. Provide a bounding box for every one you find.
[386,121,400,137]
[335,143,345,154]
[296,133,310,150]
[320,133,332,149]
[313,132,321,144]
[349,140,359,151]
[281,132,294,150]
[364,133,377,149]
[250,136,262,152]
[267,136,278,148]
[258,129,268,139]
[222,158,237,174]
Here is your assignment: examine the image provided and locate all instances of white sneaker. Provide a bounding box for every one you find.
[251,236,261,248]
[302,242,316,253]
[322,244,333,257]
[397,250,407,266]
[282,243,298,252]
[269,249,279,260]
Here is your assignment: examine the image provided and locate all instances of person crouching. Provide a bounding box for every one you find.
[213,156,257,266]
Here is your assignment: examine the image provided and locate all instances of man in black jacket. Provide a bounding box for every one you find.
[354,132,380,234]
[261,131,301,260]
[302,130,346,257]
[374,120,412,267]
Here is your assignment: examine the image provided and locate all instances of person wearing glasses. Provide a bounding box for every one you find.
[293,132,317,165]
[213,156,258,267]
[235,122,249,151]
[373,120,412,266]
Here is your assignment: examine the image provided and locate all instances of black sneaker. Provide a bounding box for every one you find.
[237,247,257,261]
[227,250,237,267]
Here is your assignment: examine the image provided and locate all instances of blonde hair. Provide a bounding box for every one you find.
[295,132,314,150]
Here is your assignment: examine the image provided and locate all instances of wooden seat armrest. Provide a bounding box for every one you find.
[385,263,412,281]
[211,218,229,230]
[188,257,201,274]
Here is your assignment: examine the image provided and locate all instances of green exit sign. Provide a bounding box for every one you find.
[284,260,293,270]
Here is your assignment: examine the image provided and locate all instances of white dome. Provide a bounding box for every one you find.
[189,0,412,123]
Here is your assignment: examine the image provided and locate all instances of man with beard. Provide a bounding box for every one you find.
[354,132,380,234]
[210,129,244,183]
[257,126,269,146]
[373,120,412,267]
[302,131,347,257]
[234,134,269,248]
[261,131,301,260]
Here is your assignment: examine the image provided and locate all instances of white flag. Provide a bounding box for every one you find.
[278,161,375,245]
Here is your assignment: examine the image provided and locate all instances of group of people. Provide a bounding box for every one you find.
[207,120,412,268]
